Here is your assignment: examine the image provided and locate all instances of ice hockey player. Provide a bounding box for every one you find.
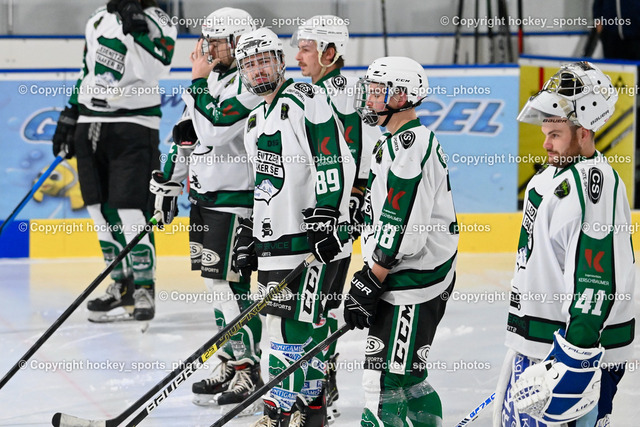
[345,56,458,426]
[292,15,381,421]
[51,0,176,322]
[234,27,356,426]
[147,7,264,409]
[494,61,636,426]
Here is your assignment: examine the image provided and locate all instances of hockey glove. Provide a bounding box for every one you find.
[302,206,342,264]
[232,217,257,278]
[52,105,79,159]
[108,0,149,35]
[149,170,183,227]
[172,119,198,149]
[348,192,365,240]
[511,330,604,424]
[344,265,387,329]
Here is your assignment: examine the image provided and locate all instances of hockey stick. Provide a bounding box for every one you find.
[52,253,316,427]
[0,150,66,237]
[453,0,464,64]
[517,0,524,55]
[453,392,495,427]
[0,212,162,391]
[380,0,389,56]
[486,0,495,63]
[474,0,479,64]
[211,323,352,427]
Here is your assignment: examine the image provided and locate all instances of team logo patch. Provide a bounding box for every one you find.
[261,218,274,237]
[399,131,415,149]
[554,178,571,198]
[365,336,385,355]
[280,103,289,120]
[331,75,347,89]
[247,114,257,131]
[189,242,203,259]
[587,168,603,204]
[294,82,315,98]
[416,345,431,364]
[201,249,220,266]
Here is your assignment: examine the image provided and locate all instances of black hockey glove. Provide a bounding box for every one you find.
[348,192,365,240]
[172,119,198,148]
[52,105,79,159]
[108,0,149,35]
[344,265,387,329]
[149,170,183,227]
[302,206,342,264]
[232,217,257,278]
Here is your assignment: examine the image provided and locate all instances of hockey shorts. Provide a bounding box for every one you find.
[75,122,160,210]
[257,260,340,324]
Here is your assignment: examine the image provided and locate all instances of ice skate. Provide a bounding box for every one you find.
[132,288,154,321]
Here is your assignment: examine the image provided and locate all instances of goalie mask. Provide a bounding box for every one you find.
[355,56,429,127]
[200,7,256,72]
[291,15,349,68]
[236,28,286,96]
[517,61,617,132]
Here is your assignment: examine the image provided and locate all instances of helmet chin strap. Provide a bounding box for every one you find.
[316,49,340,81]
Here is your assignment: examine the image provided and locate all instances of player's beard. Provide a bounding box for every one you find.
[547,128,582,168]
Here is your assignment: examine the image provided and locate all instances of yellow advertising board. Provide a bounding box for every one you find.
[518,58,636,207]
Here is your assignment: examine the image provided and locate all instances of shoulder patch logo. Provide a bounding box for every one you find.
[294,82,315,98]
[280,103,289,120]
[399,131,415,149]
[587,168,603,204]
[247,114,257,131]
[331,75,347,89]
[554,178,571,198]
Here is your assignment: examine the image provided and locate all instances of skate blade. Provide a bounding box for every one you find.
[88,306,134,323]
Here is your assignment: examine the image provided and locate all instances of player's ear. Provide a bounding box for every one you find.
[321,46,337,65]
[393,91,409,108]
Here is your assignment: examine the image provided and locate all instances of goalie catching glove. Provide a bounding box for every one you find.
[52,105,79,159]
[344,265,387,329]
[149,170,183,226]
[511,330,604,423]
[302,206,343,264]
[231,217,257,278]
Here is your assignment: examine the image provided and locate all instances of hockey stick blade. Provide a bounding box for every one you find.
[52,413,108,427]
[53,254,315,427]
[453,392,495,427]
[0,213,161,391]
[0,151,65,237]
[211,323,352,427]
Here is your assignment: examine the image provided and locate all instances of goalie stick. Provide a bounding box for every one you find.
[52,253,316,427]
[0,212,162,391]
[0,150,66,237]
[453,392,495,427]
[211,323,352,427]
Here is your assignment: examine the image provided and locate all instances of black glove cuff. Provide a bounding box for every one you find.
[372,247,400,270]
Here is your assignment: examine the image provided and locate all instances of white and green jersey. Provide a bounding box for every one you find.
[506,152,635,364]
[244,79,356,271]
[361,120,458,305]
[315,69,381,187]
[71,6,176,129]
[162,68,261,217]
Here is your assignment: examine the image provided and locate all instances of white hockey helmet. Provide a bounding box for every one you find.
[517,61,617,132]
[236,27,286,96]
[201,7,256,44]
[291,15,349,63]
[355,56,429,126]
[200,8,255,69]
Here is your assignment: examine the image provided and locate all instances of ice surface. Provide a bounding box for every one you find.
[1,254,638,426]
